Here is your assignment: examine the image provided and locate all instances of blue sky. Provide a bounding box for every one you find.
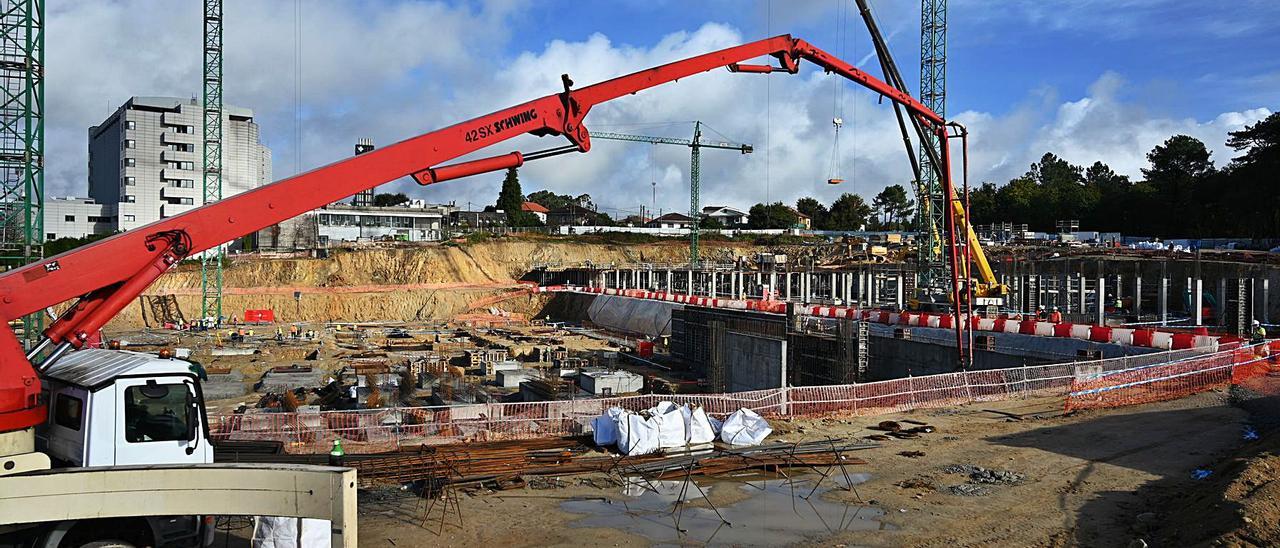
[47,0,1278,219]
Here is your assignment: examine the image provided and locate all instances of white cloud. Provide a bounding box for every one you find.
[956,72,1271,184]
[43,4,1272,221]
[45,0,523,197]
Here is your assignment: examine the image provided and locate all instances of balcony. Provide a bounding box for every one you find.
[160,112,194,126]
[160,167,197,181]
[161,184,198,199]
[161,149,195,162]
[161,202,197,217]
[160,131,196,145]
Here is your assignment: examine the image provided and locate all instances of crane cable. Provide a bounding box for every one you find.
[827,0,848,185]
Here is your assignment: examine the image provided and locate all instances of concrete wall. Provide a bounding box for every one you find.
[725,332,785,392]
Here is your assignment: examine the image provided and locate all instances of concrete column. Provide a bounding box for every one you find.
[687,270,694,296]
[738,271,746,300]
[1064,276,1072,313]
[785,272,792,301]
[729,270,736,300]
[830,272,838,302]
[803,271,811,303]
[769,271,777,300]
[666,269,672,292]
[1159,277,1169,325]
[1135,275,1143,316]
[1264,278,1271,324]
[1078,274,1087,313]
[1217,278,1227,325]
[1195,278,1204,326]
[860,271,869,307]
[710,271,718,298]
[844,273,853,306]
[1097,276,1106,325]
[895,276,904,310]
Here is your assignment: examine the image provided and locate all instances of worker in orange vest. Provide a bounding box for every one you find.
[1049,306,1063,324]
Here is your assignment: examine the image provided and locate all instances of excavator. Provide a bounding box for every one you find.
[0,33,962,546]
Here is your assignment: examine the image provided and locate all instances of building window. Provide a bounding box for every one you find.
[46,232,55,240]
[64,215,74,222]
[53,393,83,431]
[124,157,135,167]
[126,120,136,130]
[180,161,194,170]
[124,195,136,203]
[124,215,135,222]
[124,176,136,186]
[124,139,135,149]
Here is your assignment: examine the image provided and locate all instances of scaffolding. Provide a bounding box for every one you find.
[0,0,44,344]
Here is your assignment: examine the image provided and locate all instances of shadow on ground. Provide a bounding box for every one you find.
[990,387,1280,546]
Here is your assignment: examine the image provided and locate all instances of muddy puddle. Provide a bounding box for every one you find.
[561,474,890,546]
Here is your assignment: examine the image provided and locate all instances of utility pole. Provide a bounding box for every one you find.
[592,122,752,265]
[201,0,224,325]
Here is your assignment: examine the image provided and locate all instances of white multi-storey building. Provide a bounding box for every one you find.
[43,197,116,240]
[86,96,271,232]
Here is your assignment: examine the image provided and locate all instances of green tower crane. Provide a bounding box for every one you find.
[201,0,224,326]
[592,122,752,265]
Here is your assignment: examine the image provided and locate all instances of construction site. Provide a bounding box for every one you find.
[1,1,1279,547]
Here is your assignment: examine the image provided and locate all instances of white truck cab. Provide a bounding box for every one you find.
[3,349,217,547]
[39,349,213,467]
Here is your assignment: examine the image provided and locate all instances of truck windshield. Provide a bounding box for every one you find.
[124,383,190,443]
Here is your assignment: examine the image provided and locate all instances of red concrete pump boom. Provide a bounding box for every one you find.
[0,34,948,433]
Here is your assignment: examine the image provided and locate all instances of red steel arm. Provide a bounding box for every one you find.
[0,34,947,432]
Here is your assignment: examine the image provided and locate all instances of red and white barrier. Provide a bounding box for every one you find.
[538,285,1232,351]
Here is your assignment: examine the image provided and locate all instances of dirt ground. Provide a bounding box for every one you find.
[208,389,1278,547]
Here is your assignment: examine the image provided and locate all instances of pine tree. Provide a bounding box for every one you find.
[495,167,530,226]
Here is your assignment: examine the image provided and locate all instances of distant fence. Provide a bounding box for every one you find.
[209,344,1266,454]
[1065,341,1279,411]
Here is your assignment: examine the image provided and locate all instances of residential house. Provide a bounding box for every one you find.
[646,212,694,229]
[792,209,812,229]
[700,205,749,227]
[451,210,508,228]
[521,201,549,223]
[547,203,599,227]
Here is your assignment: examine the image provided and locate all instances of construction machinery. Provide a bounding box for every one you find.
[592,122,753,265]
[0,33,957,545]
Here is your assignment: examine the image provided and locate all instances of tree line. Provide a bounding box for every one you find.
[969,113,1280,238]
[744,184,915,231]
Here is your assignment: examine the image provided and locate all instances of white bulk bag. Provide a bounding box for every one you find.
[719,408,772,446]
[649,401,688,449]
[686,405,717,445]
[617,412,660,456]
[592,407,626,446]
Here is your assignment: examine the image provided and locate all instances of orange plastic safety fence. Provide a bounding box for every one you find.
[208,346,1244,454]
[1065,343,1273,411]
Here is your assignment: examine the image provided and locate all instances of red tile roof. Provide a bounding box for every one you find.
[521,201,549,213]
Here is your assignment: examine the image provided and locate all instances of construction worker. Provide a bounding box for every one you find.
[1049,306,1063,324]
[1036,305,1047,321]
[275,327,283,342]
[1252,320,1266,343]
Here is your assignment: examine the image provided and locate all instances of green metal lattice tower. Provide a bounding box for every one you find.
[200,0,223,325]
[591,121,753,266]
[0,0,44,344]
[916,0,947,290]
